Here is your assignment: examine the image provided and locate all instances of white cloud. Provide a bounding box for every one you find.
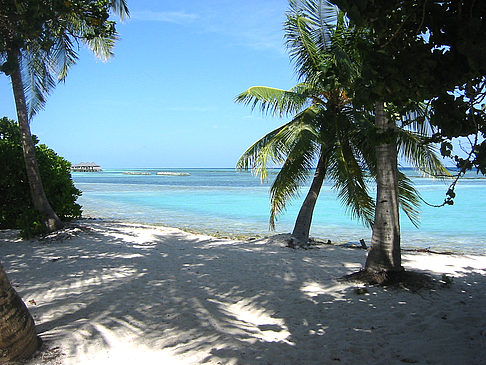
[131,10,198,24]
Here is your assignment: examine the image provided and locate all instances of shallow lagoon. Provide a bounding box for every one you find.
[73,168,486,254]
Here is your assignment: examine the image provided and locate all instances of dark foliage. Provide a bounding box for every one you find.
[0,117,82,236]
[331,0,486,175]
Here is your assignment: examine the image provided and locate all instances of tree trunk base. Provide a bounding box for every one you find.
[287,236,311,249]
[43,217,64,233]
[344,269,435,291]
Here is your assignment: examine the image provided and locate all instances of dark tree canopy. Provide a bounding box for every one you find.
[331,0,486,174]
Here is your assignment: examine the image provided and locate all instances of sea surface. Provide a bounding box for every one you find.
[72,168,486,254]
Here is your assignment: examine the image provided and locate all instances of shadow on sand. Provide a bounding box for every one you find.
[1,221,485,364]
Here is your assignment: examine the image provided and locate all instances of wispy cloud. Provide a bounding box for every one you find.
[130,2,287,54]
[131,10,198,25]
[197,2,288,54]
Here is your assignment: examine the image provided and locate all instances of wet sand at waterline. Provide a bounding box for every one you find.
[1,220,485,364]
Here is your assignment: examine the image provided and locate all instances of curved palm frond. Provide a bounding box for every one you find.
[21,45,59,117]
[237,124,289,181]
[327,121,375,226]
[86,35,117,62]
[285,8,323,80]
[19,3,128,118]
[397,128,450,177]
[237,105,320,182]
[311,0,340,47]
[110,0,130,20]
[289,0,338,49]
[235,84,314,117]
[51,31,79,81]
[388,101,432,136]
[329,17,362,89]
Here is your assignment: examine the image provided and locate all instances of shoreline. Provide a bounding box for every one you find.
[1,220,485,364]
[78,216,471,256]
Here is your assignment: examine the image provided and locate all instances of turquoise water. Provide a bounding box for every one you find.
[72,168,486,254]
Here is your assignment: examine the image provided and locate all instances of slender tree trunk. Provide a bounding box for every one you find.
[8,49,63,233]
[0,262,40,363]
[365,101,402,272]
[291,150,328,247]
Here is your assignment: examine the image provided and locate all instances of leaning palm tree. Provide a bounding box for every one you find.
[0,1,128,362]
[236,0,448,247]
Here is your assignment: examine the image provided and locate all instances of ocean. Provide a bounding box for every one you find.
[72,168,486,254]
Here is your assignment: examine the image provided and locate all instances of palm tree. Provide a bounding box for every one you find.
[237,85,377,247]
[236,0,448,248]
[0,1,128,361]
[1,0,129,233]
[363,100,449,275]
[0,263,39,362]
[365,101,402,271]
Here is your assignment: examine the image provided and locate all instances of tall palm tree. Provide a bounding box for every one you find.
[236,0,448,247]
[1,0,129,233]
[0,1,128,362]
[365,101,402,271]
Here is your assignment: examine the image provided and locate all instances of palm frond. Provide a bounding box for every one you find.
[389,101,431,135]
[312,0,340,47]
[237,123,290,181]
[51,31,79,81]
[110,0,130,20]
[85,34,117,62]
[65,12,118,62]
[237,105,320,182]
[285,7,323,80]
[21,47,57,118]
[287,0,338,50]
[17,1,126,118]
[285,1,348,83]
[398,171,421,227]
[235,85,313,117]
[397,128,450,177]
[327,125,375,226]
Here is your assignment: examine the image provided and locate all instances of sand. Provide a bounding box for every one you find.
[1,220,485,364]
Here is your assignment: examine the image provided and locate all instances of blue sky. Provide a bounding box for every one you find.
[1,0,296,168]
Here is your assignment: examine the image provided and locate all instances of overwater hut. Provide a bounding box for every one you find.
[71,162,102,172]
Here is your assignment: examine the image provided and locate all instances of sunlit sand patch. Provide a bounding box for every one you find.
[67,323,204,365]
[210,298,292,344]
[402,253,486,277]
[300,280,348,300]
[90,223,169,246]
[342,261,362,269]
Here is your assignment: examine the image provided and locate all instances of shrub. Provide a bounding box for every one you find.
[0,117,82,236]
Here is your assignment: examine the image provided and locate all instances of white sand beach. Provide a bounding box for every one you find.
[1,220,485,364]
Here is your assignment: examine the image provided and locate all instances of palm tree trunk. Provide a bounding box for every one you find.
[365,101,402,272]
[8,49,63,233]
[291,150,328,247]
[0,262,40,363]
